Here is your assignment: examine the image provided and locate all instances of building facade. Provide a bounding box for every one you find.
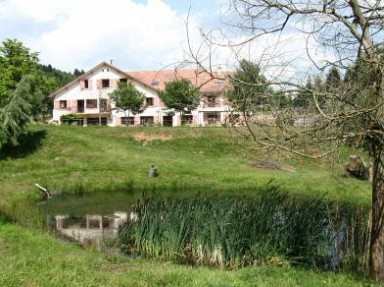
[50,62,231,127]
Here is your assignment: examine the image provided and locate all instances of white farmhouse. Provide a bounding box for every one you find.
[50,62,231,127]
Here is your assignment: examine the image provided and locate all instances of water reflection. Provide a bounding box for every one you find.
[41,190,369,273]
[42,191,137,249]
[54,212,128,248]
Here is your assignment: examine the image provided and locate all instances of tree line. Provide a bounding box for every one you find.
[0,39,81,148]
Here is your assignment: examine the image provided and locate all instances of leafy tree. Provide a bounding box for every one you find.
[0,39,38,101]
[0,39,39,147]
[159,78,199,118]
[110,82,145,125]
[0,76,32,146]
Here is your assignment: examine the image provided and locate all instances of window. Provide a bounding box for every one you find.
[208,113,218,124]
[146,97,154,106]
[87,117,107,126]
[101,79,110,88]
[120,78,128,84]
[140,116,154,126]
[86,99,98,109]
[121,117,135,125]
[59,100,67,109]
[207,95,216,107]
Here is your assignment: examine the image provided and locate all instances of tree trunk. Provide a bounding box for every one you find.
[369,142,384,281]
[125,110,130,126]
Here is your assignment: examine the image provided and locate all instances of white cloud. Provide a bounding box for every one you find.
[0,0,333,77]
[0,0,205,72]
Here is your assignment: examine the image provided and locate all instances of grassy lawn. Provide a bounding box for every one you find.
[0,124,371,206]
[0,124,375,286]
[0,223,376,287]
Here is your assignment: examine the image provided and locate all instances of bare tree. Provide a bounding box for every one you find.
[186,0,384,281]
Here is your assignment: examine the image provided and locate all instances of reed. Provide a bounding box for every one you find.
[120,186,369,273]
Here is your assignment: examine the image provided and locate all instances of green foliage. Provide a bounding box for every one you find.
[110,82,145,124]
[329,53,384,149]
[39,64,75,87]
[73,68,85,77]
[293,77,313,108]
[0,40,76,124]
[60,113,83,125]
[0,125,375,285]
[121,188,369,272]
[0,76,32,147]
[159,78,199,115]
[0,39,57,145]
[0,125,372,208]
[36,64,76,120]
[325,67,342,91]
[227,59,269,112]
[0,39,39,100]
[293,75,326,109]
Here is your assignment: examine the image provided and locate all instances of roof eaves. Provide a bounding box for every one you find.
[49,61,145,98]
[49,62,107,99]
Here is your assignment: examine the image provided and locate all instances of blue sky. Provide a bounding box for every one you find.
[0,0,226,72]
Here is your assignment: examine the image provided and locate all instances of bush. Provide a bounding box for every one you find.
[60,113,83,125]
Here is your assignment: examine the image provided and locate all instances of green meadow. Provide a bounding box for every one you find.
[0,124,376,286]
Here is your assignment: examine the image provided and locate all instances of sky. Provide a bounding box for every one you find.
[0,0,227,72]
[0,0,335,79]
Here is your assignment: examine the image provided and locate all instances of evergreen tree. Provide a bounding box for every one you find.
[325,67,341,91]
[226,59,271,124]
[293,77,313,108]
[37,63,76,120]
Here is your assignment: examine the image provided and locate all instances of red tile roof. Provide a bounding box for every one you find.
[126,69,230,94]
[49,62,231,99]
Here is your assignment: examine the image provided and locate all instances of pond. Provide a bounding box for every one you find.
[41,191,138,250]
[40,188,370,273]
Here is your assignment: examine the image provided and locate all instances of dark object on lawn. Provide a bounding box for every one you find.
[149,164,158,177]
[344,155,368,180]
[35,183,52,200]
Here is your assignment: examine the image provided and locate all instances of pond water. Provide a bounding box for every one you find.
[39,190,370,272]
[41,191,137,249]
